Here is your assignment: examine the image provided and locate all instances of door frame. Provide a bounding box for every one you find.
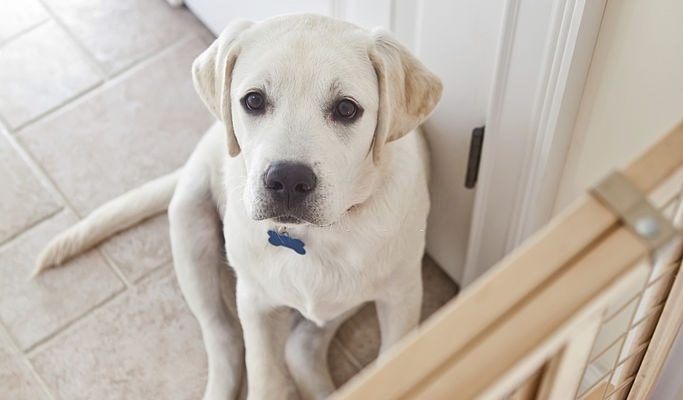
[463,0,608,285]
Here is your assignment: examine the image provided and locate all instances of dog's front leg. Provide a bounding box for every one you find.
[237,286,299,400]
[285,308,358,400]
[170,166,244,400]
[376,270,423,355]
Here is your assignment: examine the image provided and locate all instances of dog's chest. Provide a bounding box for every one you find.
[225,224,379,325]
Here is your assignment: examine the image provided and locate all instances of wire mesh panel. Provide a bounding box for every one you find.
[472,170,683,400]
[576,167,683,400]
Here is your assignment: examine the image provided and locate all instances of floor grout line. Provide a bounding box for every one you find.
[21,262,175,359]
[0,9,107,133]
[138,261,176,285]
[0,128,173,360]
[40,264,179,355]
[35,0,108,79]
[95,30,201,80]
[1,2,212,136]
[0,206,63,250]
[0,104,13,134]
[13,34,198,136]
[0,4,212,397]
[0,319,25,364]
[1,127,80,216]
[24,286,128,358]
[20,355,57,400]
[0,317,56,400]
[332,338,365,371]
[1,124,132,288]
[0,25,200,367]
[95,248,134,288]
[0,18,50,49]
[17,266,178,398]
[131,257,174,284]
[108,32,200,79]
[10,79,104,132]
[36,0,208,84]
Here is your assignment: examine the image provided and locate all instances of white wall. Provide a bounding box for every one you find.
[184,0,333,34]
[184,0,399,38]
[553,0,683,213]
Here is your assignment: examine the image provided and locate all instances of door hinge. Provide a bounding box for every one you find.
[465,125,485,189]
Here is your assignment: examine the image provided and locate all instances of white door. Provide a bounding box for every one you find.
[184,0,506,282]
[400,1,504,282]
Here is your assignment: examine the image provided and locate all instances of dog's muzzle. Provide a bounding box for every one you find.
[258,161,320,224]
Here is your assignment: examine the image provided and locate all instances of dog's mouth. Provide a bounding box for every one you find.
[254,204,318,225]
[272,215,304,224]
[269,202,363,226]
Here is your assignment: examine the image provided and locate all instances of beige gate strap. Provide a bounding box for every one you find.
[591,171,679,256]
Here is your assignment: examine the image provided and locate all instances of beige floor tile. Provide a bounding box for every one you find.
[329,339,361,388]
[336,303,381,368]
[99,214,172,282]
[335,256,459,368]
[31,270,207,400]
[43,0,210,75]
[0,211,124,350]
[421,255,460,317]
[18,36,213,216]
[0,0,48,42]
[0,21,101,128]
[0,134,61,244]
[0,331,47,400]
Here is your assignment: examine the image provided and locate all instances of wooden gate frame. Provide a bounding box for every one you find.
[332,121,683,400]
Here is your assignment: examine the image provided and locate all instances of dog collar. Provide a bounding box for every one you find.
[267,228,306,255]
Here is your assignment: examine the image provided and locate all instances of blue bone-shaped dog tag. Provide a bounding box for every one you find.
[267,230,306,255]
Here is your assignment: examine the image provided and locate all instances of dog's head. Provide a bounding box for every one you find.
[192,14,442,226]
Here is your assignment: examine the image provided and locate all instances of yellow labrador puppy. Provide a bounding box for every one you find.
[35,14,442,400]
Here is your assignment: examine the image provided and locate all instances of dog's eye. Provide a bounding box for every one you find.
[243,92,265,113]
[334,99,358,121]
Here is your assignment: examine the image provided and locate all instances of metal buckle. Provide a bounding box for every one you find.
[591,172,679,256]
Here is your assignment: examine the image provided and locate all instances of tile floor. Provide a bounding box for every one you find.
[0,1,459,399]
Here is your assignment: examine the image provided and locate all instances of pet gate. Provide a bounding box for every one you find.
[332,121,683,400]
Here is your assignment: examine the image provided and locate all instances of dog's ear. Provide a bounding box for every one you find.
[192,20,254,157]
[368,29,443,163]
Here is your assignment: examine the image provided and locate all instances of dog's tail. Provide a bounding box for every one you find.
[33,170,181,277]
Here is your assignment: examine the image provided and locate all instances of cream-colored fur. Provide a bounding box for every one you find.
[34,171,179,274]
[35,14,442,400]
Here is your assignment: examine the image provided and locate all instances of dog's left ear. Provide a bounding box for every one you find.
[368,29,443,163]
[192,20,254,157]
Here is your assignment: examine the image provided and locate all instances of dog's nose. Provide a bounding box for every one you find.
[264,162,317,205]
